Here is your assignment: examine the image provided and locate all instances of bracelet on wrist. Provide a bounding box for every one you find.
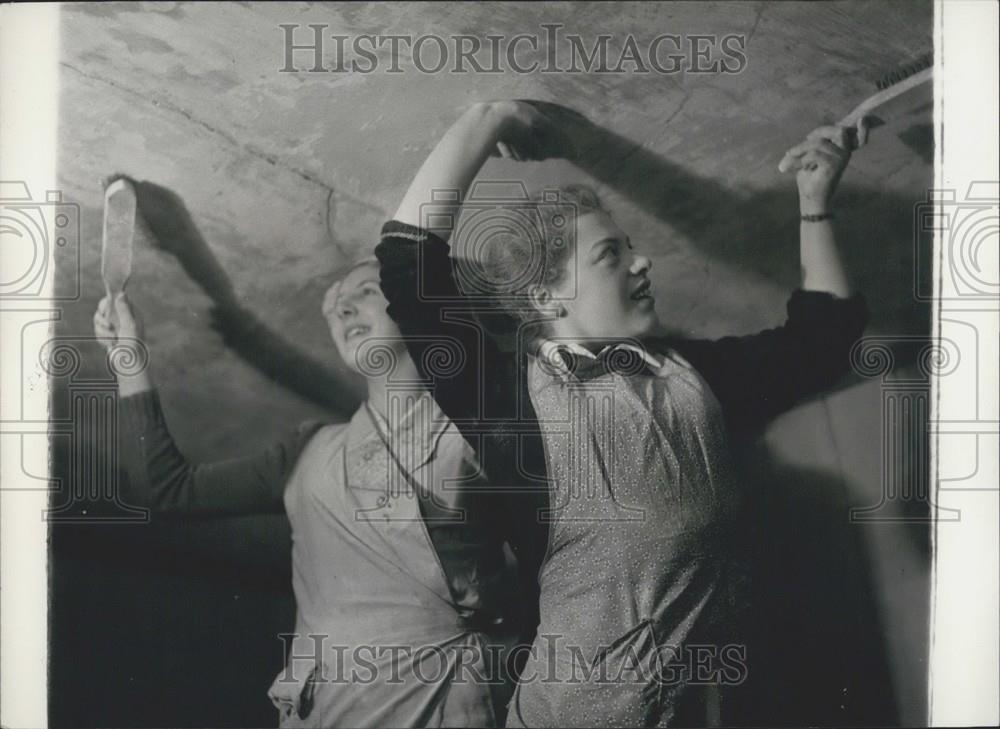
[801,211,833,223]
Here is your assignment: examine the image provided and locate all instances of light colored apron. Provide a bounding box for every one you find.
[268,395,516,727]
[508,350,741,728]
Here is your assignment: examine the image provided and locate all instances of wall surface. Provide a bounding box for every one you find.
[49,2,934,726]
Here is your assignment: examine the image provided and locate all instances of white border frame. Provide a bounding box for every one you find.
[0,2,997,727]
[928,1,1000,725]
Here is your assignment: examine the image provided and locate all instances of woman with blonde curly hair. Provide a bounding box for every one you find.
[377,100,869,727]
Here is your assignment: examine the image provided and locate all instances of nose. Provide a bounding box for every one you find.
[337,297,357,319]
[630,253,652,276]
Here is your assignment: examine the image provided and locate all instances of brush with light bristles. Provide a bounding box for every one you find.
[840,52,934,143]
[874,53,934,91]
[101,176,137,331]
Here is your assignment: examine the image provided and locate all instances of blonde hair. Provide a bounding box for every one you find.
[326,255,378,295]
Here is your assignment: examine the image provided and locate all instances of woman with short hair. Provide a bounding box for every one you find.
[95,254,528,727]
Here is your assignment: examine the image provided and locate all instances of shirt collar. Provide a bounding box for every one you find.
[537,339,663,379]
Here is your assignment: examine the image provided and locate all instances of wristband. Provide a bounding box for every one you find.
[801,212,833,223]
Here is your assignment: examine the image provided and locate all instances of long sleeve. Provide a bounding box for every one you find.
[659,289,869,433]
[120,389,325,517]
[376,220,550,653]
[375,220,517,429]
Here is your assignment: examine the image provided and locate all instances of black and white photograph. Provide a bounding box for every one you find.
[0,2,997,727]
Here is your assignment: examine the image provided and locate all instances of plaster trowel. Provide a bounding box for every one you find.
[101,177,137,330]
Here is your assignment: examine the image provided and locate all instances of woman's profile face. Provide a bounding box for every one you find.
[322,262,404,376]
[547,210,660,345]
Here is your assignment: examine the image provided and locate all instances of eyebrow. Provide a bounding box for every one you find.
[589,236,630,254]
[334,277,379,304]
[589,237,616,252]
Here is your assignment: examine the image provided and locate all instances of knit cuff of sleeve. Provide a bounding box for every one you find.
[379,220,450,250]
[119,389,167,434]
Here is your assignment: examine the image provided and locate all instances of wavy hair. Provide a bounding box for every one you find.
[479,184,608,340]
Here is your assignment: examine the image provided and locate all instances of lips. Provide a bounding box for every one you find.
[630,279,653,301]
[344,323,371,341]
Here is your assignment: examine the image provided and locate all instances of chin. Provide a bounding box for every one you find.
[345,336,406,379]
[335,339,361,370]
[632,312,660,338]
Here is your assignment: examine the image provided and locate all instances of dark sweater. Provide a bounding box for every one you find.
[119,389,323,517]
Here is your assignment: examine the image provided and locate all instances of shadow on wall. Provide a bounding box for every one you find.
[125,178,365,419]
[725,451,929,727]
[553,103,932,336]
[50,516,296,729]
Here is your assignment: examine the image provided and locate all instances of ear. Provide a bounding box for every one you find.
[527,283,552,316]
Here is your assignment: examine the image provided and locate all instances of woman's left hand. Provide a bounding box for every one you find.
[778,120,868,212]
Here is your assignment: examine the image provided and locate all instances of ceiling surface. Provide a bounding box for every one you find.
[56,1,933,448]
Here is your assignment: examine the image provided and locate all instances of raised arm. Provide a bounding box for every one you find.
[96,294,321,516]
[779,121,869,297]
[377,101,568,425]
[658,123,870,432]
[392,101,568,237]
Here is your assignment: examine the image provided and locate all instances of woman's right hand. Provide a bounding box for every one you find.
[94,293,153,394]
[94,293,144,351]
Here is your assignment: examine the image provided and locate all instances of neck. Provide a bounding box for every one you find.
[364,353,425,419]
